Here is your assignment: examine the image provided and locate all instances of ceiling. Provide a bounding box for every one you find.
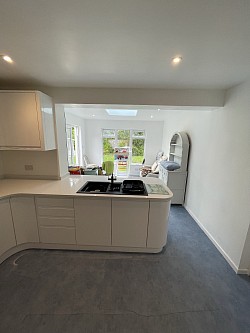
[64,104,214,121]
[1,0,250,90]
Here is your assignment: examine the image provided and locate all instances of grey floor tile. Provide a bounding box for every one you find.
[0,206,249,333]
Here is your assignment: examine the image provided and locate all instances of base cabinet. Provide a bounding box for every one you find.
[10,196,39,244]
[147,200,169,248]
[112,199,149,247]
[39,226,76,244]
[159,165,187,204]
[35,196,76,245]
[0,198,16,256]
[75,197,111,246]
[0,193,171,263]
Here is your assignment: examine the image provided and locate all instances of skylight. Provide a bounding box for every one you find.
[106,109,138,116]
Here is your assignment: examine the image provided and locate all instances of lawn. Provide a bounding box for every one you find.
[103,154,144,164]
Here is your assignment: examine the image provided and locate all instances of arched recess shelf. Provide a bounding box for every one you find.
[159,131,190,204]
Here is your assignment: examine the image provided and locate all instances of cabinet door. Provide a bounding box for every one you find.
[0,92,41,147]
[38,92,56,150]
[10,196,39,244]
[0,198,16,256]
[147,200,170,249]
[112,199,149,247]
[75,197,111,246]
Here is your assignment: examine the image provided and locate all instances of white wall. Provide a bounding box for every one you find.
[0,152,4,178]
[162,81,250,272]
[84,119,164,166]
[0,86,225,107]
[54,105,69,178]
[1,150,59,179]
[239,227,250,273]
[65,112,86,165]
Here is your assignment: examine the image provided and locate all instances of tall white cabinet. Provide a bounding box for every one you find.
[0,90,56,150]
[159,132,190,204]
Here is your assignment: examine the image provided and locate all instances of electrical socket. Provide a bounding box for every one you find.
[25,164,34,171]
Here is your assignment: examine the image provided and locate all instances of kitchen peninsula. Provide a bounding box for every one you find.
[0,175,173,264]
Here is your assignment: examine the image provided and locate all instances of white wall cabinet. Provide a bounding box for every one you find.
[75,197,111,246]
[10,196,39,244]
[0,198,16,256]
[112,199,149,247]
[0,91,56,151]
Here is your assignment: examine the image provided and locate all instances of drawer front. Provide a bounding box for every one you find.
[39,226,76,244]
[35,197,74,208]
[37,207,74,218]
[38,216,75,227]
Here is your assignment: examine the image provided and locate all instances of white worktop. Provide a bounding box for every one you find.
[0,175,173,200]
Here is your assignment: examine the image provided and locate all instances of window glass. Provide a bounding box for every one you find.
[132,130,145,137]
[103,129,115,137]
[132,138,145,163]
[117,130,130,147]
[103,137,115,162]
[102,129,145,164]
[66,125,81,166]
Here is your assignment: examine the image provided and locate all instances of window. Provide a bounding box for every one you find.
[66,125,81,166]
[102,129,145,163]
[131,130,145,163]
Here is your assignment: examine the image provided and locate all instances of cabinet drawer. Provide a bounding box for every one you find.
[39,226,76,244]
[36,197,74,208]
[38,216,75,227]
[37,207,74,218]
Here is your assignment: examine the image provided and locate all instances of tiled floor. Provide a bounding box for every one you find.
[0,206,249,332]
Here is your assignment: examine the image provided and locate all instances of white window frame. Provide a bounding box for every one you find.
[66,124,82,166]
[131,129,146,164]
[102,129,145,164]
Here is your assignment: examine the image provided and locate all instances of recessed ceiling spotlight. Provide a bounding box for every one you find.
[1,55,14,63]
[158,109,160,111]
[92,114,96,117]
[150,115,154,119]
[172,56,182,64]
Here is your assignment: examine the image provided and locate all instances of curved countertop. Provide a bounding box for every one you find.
[0,175,173,200]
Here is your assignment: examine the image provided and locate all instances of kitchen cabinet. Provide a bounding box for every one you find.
[147,200,169,248]
[35,196,76,245]
[10,196,39,244]
[0,176,173,263]
[112,198,149,247]
[75,197,111,246]
[0,198,16,256]
[0,91,56,150]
